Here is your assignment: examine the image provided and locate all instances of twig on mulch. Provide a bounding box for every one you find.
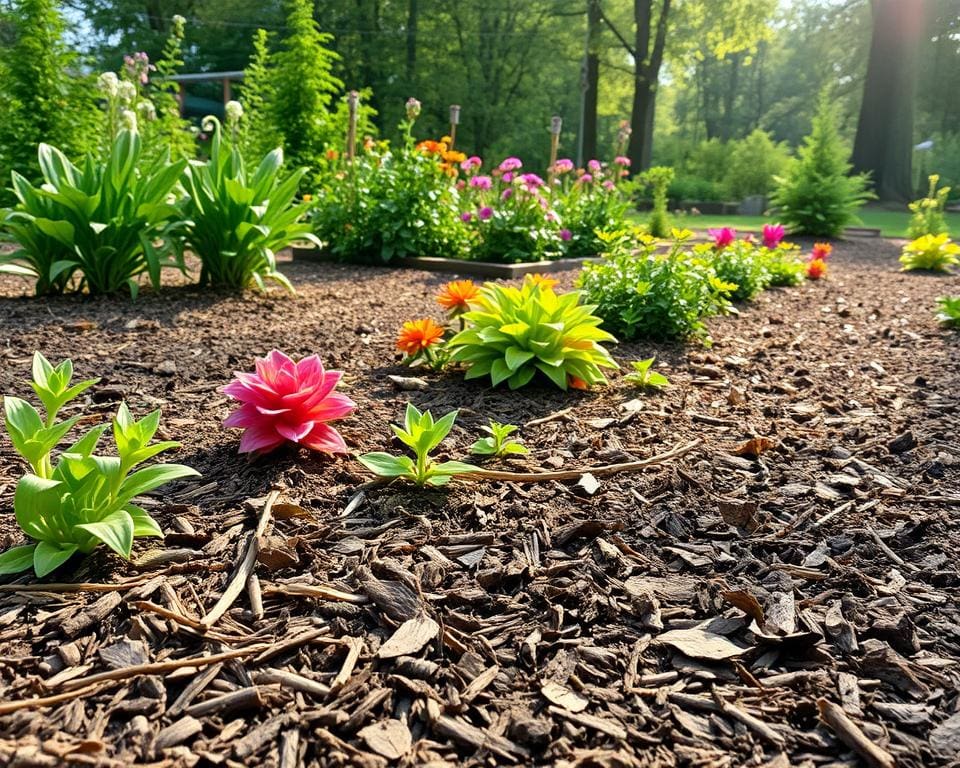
[817,698,896,768]
[0,579,151,594]
[200,489,280,631]
[462,439,700,482]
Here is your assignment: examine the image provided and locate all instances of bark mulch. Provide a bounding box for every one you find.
[0,236,958,767]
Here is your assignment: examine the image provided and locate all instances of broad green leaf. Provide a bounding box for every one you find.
[357,452,416,478]
[116,464,200,505]
[34,541,78,577]
[125,505,164,538]
[76,509,135,559]
[0,544,37,575]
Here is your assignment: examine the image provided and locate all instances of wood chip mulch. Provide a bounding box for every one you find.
[0,236,958,767]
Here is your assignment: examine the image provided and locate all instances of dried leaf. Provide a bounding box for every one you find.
[541,681,588,713]
[357,719,412,760]
[377,614,439,659]
[733,437,776,457]
[722,590,765,625]
[656,628,746,660]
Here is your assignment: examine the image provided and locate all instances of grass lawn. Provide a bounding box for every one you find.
[628,209,960,238]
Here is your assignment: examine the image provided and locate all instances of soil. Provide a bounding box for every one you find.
[0,236,958,767]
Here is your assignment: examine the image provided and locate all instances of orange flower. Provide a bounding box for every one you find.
[326,149,339,161]
[443,150,467,164]
[806,258,828,280]
[812,242,833,260]
[526,273,558,290]
[301,194,313,203]
[568,375,588,390]
[416,140,446,155]
[437,280,480,312]
[397,318,445,356]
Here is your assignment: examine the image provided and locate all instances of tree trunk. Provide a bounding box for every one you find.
[720,52,741,141]
[852,0,926,201]
[581,0,600,163]
[625,0,669,170]
[627,75,655,170]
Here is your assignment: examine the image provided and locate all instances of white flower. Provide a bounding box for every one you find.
[225,100,244,122]
[120,109,138,132]
[97,71,119,97]
[118,81,137,104]
[136,100,157,121]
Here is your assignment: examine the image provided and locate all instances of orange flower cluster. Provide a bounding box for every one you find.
[436,279,479,313]
[416,139,466,176]
[396,318,444,356]
[812,242,832,260]
[806,259,827,279]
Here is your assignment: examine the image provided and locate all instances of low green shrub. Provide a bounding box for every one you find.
[762,245,807,286]
[0,130,185,297]
[936,295,960,327]
[899,234,960,272]
[704,239,772,300]
[908,174,951,239]
[639,166,674,237]
[180,117,313,291]
[722,129,791,200]
[577,229,734,344]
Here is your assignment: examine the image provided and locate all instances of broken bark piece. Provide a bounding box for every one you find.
[377,614,439,659]
[817,698,895,768]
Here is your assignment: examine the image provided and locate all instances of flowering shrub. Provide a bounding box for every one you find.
[447,274,617,390]
[0,131,185,297]
[222,350,356,454]
[553,158,631,257]
[578,229,734,344]
[899,234,959,272]
[908,175,951,239]
[181,117,314,291]
[0,353,198,577]
[762,244,807,286]
[704,237,772,301]
[310,110,469,262]
[459,158,562,263]
[358,404,477,486]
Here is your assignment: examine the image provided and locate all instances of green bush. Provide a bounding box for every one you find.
[899,234,959,272]
[907,174,950,239]
[447,274,617,390]
[180,118,314,291]
[311,117,469,263]
[668,175,724,203]
[704,239,772,300]
[554,168,631,258]
[771,92,873,236]
[925,133,960,203]
[577,230,734,344]
[0,131,185,297]
[762,245,807,286]
[723,129,791,200]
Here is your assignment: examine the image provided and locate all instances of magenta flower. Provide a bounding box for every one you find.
[588,159,602,172]
[479,206,493,220]
[708,227,737,249]
[461,211,473,222]
[502,171,515,183]
[502,188,514,201]
[520,173,545,191]
[461,156,482,171]
[222,350,356,454]
[499,157,523,172]
[762,223,785,249]
[602,180,615,191]
[469,175,492,190]
[560,228,572,241]
[554,158,574,173]
[614,156,631,167]
[577,173,593,184]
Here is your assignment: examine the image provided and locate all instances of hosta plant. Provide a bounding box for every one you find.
[936,296,960,328]
[0,353,199,578]
[181,118,316,291]
[358,404,477,486]
[899,234,960,272]
[222,350,356,454]
[447,274,617,390]
[470,421,528,458]
[0,130,185,297]
[624,358,670,391]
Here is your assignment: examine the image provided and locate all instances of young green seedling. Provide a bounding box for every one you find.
[358,403,478,486]
[624,357,670,390]
[0,352,199,578]
[470,421,528,458]
[937,295,960,328]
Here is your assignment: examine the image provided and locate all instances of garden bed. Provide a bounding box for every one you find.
[0,237,958,766]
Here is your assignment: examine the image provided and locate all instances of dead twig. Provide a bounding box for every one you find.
[817,698,896,768]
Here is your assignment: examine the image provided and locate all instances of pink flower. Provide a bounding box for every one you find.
[577,173,593,184]
[478,206,493,220]
[560,228,572,241]
[520,173,544,190]
[762,223,785,249]
[455,180,466,190]
[469,175,492,190]
[461,155,482,171]
[708,227,736,249]
[502,188,513,201]
[461,211,473,222]
[222,350,355,454]
[499,157,523,172]
[602,180,615,191]
[614,156,631,167]
[502,171,515,183]
[588,159,601,172]
[554,158,574,173]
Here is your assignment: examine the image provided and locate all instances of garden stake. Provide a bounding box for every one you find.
[449,104,461,148]
[548,115,562,184]
[346,90,359,161]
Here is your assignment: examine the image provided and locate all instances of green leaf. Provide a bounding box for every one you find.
[125,505,164,538]
[14,474,64,542]
[116,464,201,506]
[75,509,135,559]
[470,438,497,456]
[33,541,78,578]
[0,544,37,575]
[432,460,480,476]
[504,347,534,371]
[425,410,458,453]
[357,452,416,478]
